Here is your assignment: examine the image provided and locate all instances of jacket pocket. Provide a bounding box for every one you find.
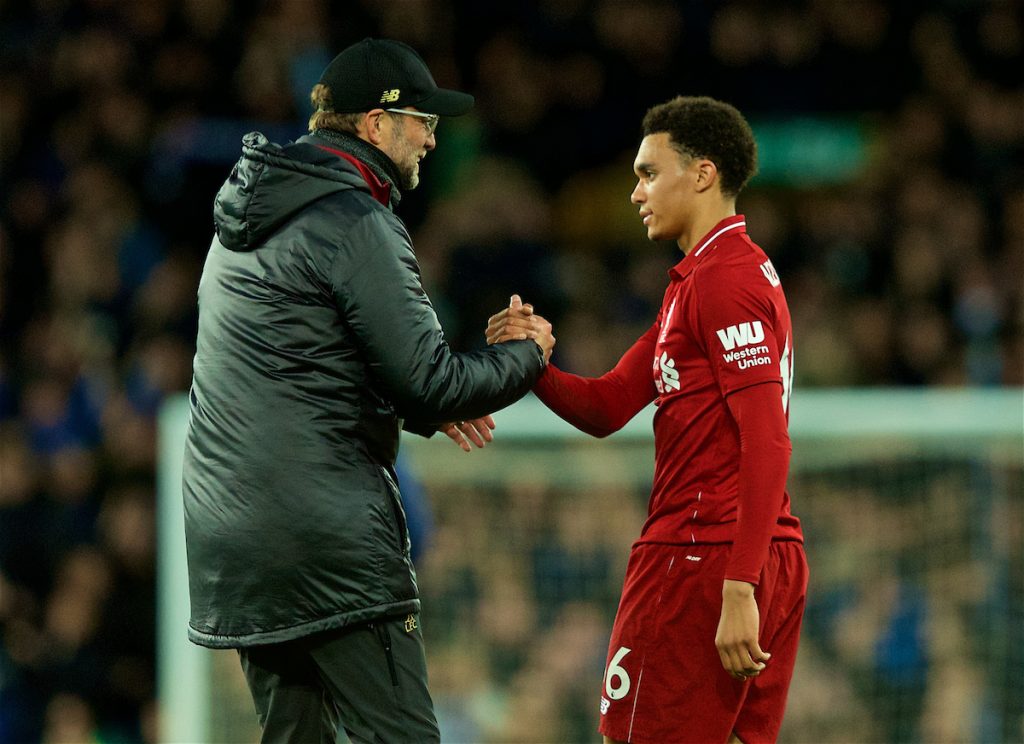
[377,466,409,554]
[373,621,400,687]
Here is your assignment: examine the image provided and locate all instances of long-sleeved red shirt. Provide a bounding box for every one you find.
[535,215,802,584]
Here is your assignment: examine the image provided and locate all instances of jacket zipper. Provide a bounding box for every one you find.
[374,622,399,687]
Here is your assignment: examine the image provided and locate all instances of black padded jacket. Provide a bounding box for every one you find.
[182,130,543,648]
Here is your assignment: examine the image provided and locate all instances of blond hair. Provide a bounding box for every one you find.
[308,83,363,134]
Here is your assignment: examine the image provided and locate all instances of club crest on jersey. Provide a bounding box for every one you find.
[658,298,677,343]
[654,351,680,394]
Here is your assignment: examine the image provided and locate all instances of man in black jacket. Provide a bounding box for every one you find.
[182,38,554,743]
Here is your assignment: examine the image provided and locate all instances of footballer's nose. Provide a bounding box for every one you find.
[630,182,644,204]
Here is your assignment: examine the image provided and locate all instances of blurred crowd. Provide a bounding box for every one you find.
[0,0,1021,741]
[410,448,1023,743]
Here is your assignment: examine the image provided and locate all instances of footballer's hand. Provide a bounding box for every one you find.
[528,313,555,365]
[715,579,770,681]
[439,416,495,452]
[486,295,556,364]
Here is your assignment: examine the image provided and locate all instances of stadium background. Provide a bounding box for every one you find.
[1,0,1021,742]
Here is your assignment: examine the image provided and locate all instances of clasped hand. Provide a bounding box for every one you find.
[484,294,556,364]
[436,294,555,452]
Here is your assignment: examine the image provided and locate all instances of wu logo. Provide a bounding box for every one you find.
[380,88,401,103]
[716,321,765,351]
[760,259,781,287]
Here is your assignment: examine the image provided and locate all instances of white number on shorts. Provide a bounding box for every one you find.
[604,646,632,700]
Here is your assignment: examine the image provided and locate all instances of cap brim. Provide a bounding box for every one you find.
[417,88,475,116]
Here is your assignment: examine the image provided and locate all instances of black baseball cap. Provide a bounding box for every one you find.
[318,38,474,116]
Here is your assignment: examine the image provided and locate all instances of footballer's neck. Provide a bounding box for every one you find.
[677,197,738,256]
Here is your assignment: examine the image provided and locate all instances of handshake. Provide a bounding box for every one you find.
[485,293,556,364]
[438,294,556,452]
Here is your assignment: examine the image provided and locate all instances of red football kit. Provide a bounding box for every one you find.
[535,215,808,743]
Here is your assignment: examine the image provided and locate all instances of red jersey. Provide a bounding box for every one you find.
[535,215,802,583]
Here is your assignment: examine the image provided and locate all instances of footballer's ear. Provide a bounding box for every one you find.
[694,158,719,193]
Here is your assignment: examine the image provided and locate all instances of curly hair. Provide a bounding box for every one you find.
[308,83,363,134]
[641,96,758,197]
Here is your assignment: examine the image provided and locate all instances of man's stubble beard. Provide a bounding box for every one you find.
[390,129,421,191]
[401,165,420,190]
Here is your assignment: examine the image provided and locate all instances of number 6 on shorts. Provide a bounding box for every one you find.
[604,646,632,700]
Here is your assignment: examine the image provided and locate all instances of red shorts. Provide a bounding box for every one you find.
[598,541,808,744]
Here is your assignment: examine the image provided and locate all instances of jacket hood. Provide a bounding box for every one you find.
[213,131,372,252]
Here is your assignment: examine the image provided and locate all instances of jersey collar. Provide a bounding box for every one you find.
[668,215,747,280]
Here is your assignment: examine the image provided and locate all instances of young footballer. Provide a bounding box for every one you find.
[489,96,807,743]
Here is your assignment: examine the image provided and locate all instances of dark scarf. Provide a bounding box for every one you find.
[311,128,403,208]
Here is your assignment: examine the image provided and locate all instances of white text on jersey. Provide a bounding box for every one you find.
[715,321,765,351]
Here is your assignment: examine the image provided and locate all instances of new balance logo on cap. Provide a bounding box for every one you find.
[380,89,400,103]
[716,321,765,351]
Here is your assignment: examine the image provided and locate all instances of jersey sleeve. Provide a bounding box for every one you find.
[694,262,783,397]
[534,322,659,438]
[724,380,792,584]
[696,258,792,583]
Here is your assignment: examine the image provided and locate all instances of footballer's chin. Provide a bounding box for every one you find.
[641,214,663,240]
[645,223,667,241]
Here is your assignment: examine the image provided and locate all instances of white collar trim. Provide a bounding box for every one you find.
[693,220,745,257]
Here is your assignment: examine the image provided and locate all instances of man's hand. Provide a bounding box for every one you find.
[715,579,770,681]
[485,294,535,343]
[485,294,556,364]
[438,416,495,452]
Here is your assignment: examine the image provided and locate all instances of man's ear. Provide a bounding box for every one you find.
[357,109,387,146]
[694,158,719,193]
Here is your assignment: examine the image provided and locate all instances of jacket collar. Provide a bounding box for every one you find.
[309,128,403,209]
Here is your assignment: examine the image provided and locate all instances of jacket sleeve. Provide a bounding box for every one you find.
[330,210,544,423]
[402,419,437,438]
